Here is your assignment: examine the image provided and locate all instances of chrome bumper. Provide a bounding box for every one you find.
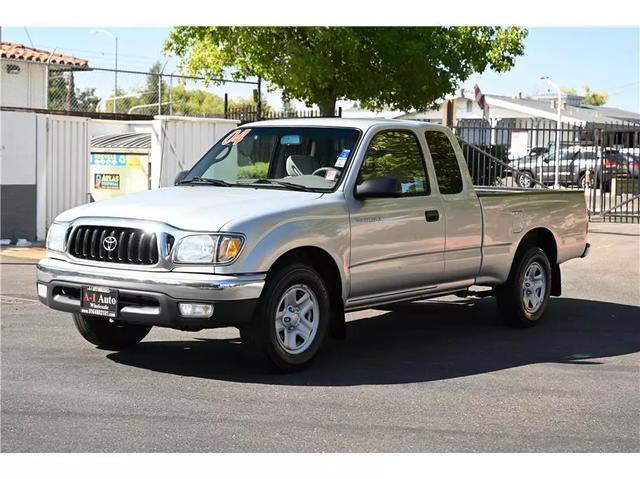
[36,258,266,329]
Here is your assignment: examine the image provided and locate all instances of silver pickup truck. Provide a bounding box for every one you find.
[37,119,590,371]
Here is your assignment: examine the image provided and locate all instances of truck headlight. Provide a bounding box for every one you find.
[173,235,217,263]
[173,235,244,264]
[46,223,69,252]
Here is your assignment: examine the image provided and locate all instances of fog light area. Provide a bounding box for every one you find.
[178,303,214,318]
[37,283,47,298]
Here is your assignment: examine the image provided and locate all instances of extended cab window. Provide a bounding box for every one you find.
[358,130,429,196]
[424,130,463,195]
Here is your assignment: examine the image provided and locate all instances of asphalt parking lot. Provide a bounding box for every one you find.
[1,222,639,452]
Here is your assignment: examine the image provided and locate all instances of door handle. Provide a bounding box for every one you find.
[425,210,440,222]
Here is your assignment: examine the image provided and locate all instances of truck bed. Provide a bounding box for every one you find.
[475,187,588,285]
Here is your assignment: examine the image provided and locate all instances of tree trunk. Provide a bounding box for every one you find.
[318,99,337,117]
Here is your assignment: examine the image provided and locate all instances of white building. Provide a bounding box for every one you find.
[400,88,640,127]
[1,42,89,109]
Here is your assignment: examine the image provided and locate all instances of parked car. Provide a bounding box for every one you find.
[619,148,640,179]
[37,119,590,371]
[508,146,548,162]
[597,150,631,191]
[510,146,595,188]
[511,146,628,190]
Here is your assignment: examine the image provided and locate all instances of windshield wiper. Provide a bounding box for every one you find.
[179,177,233,187]
[250,178,313,191]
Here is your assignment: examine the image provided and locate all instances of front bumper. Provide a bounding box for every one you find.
[36,258,265,330]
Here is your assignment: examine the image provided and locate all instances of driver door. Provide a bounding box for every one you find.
[347,129,445,300]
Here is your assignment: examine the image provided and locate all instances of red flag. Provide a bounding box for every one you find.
[474,84,485,109]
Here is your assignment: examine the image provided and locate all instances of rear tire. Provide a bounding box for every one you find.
[496,246,552,328]
[240,263,330,372]
[578,173,586,189]
[72,313,151,350]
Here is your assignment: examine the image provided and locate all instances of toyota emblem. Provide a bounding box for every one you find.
[103,236,118,252]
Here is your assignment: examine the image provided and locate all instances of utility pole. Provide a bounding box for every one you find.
[541,76,562,188]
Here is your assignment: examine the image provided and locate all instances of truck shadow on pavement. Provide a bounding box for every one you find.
[106,297,640,386]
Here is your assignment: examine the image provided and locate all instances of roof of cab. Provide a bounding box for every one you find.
[241,117,449,132]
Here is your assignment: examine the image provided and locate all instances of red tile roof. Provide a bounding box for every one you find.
[0,42,89,68]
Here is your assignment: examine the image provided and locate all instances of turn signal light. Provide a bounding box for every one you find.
[217,237,243,263]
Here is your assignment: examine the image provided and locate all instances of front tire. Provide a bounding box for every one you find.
[72,313,151,350]
[517,171,534,188]
[240,263,330,372]
[496,246,552,328]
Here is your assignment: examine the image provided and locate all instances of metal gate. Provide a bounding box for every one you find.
[587,124,640,222]
[452,119,640,223]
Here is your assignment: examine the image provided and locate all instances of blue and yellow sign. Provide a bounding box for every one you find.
[90,153,142,168]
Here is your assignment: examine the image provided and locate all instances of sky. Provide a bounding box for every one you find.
[2,27,639,113]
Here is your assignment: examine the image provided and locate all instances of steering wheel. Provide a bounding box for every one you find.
[312,167,341,177]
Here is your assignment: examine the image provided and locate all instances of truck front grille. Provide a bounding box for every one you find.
[67,225,160,265]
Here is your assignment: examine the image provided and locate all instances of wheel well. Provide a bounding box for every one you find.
[517,228,558,264]
[268,246,346,338]
[516,228,560,296]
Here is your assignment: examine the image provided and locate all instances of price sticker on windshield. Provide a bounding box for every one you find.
[325,169,339,181]
[221,129,252,146]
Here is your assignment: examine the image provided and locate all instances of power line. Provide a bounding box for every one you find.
[23,27,35,48]
[88,66,260,86]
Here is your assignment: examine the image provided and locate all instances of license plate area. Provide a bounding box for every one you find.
[81,286,118,318]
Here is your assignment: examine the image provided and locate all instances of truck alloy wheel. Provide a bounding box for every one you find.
[496,246,552,327]
[521,261,547,314]
[240,263,330,372]
[274,284,320,354]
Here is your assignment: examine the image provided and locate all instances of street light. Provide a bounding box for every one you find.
[541,76,562,188]
[92,29,118,113]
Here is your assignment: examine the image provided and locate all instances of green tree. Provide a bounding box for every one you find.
[561,85,608,106]
[143,61,169,112]
[581,84,608,106]
[48,71,99,111]
[76,87,100,111]
[169,83,225,116]
[228,94,271,113]
[281,96,297,116]
[48,71,69,110]
[166,27,527,116]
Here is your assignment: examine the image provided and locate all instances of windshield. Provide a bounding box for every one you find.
[182,127,361,191]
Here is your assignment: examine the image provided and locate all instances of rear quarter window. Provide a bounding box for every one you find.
[424,130,463,195]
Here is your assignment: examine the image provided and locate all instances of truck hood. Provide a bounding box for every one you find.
[56,186,325,231]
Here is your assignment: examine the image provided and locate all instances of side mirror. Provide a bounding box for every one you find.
[355,176,399,199]
[174,170,189,185]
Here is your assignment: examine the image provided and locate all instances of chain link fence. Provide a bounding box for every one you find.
[45,66,263,118]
